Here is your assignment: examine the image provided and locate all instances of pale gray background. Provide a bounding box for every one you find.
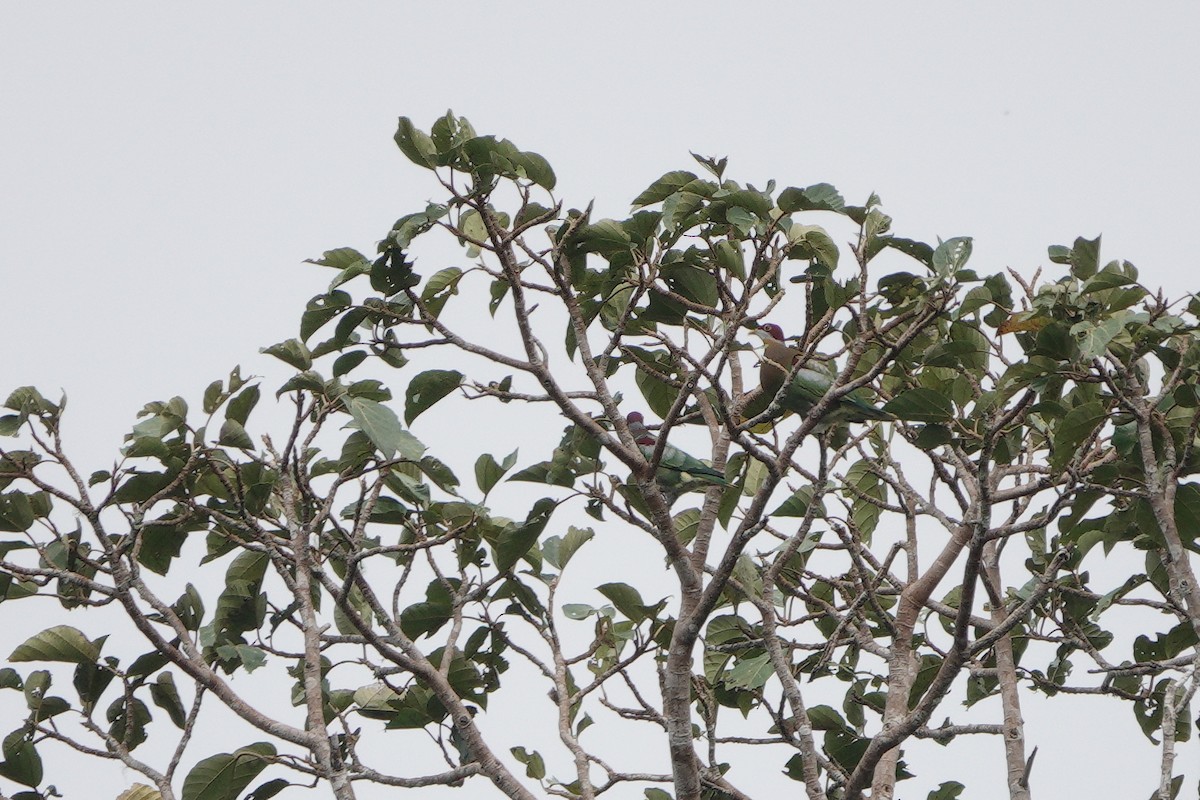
[2,3,1198,798]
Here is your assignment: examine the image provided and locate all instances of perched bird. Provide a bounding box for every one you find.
[754,325,893,424]
[757,322,803,397]
[625,412,732,493]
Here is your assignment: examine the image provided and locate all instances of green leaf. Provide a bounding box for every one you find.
[1069,235,1101,280]
[542,526,594,571]
[347,398,424,461]
[0,731,42,787]
[182,743,276,800]
[225,386,261,426]
[913,424,953,450]
[400,601,452,640]
[577,220,633,255]
[632,170,699,207]
[420,267,464,319]
[404,370,463,425]
[1050,401,1107,473]
[562,604,594,620]
[394,117,437,168]
[884,388,955,423]
[932,237,972,277]
[73,661,114,712]
[417,455,460,492]
[494,498,555,572]
[117,784,164,800]
[139,523,188,576]
[808,704,850,731]
[597,582,662,623]
[10,625,102,664]
[661,191,704,231]
[0,491,35,532]
[217,420,254,450]
[245,778,289,800]
[515,150,556,191]
[788,224,839,271]
[778,183,845,213]
[725,652,773,690]
[770,486,823,518]
[1081,269,1135,294]
[475,449,518,496]
[1071,316,1125,360]
[306,247,371,271]
[332,350,368,377]
[274,370,325,399]
[927,781,966,800]
[260,339,312,370]
[214,645,267,673]
[510,746,546,780]
[150,672,188,729]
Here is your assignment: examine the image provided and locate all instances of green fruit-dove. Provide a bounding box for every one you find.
[625,412,732,491]
[755,324,892,424]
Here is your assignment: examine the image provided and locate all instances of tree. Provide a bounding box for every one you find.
[1,111,1198,800]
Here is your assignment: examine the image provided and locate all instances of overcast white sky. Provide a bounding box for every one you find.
[2,3,1200,799]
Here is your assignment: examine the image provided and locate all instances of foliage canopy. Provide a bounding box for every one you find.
[2,112,1199,800]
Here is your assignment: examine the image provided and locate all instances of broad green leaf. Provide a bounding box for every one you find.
[404,370,463,425]
[725,652,773,690]
[399,601,452,640]
[420,267,464,319]
[117,785,164,800]
[73,661,114,712]
[10,625,101,664]
[577,220,632,255]
[182,743,276,800]
[0,491,35,532]
[217,420,253,450]
[927,782,966,800]
[542,526,594,570]
[259,339,312,370]
[494,498,555,572]
[562,604,595,620]
[632,170,699,207]
[214,645,267,673]
[475,449,517,495]
[245,778,289,800]
[138,523,188,576]
[394,116,436,167]
[884,388,955,423]
[515,150,556,191]
[274,370,326,399]
[106,695,151,750]
[1071,316,1125,360]
[0,731,42,787]
[1068,234,1101,280]
[510,746,546,780]
[808,704,849,731]
[771,485,823,517]
[913,424,953,450]
[333,350,368,377]
[150,672,188,728]
[416,455,459,492]
[225,386,261,426]
[597,582,663,623]
[932,237,972,277]
[788,224,839,271]
[778,183,845,213]
[1050,401,1107,473]
[347,398,424,460]
[661,191,704,231]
